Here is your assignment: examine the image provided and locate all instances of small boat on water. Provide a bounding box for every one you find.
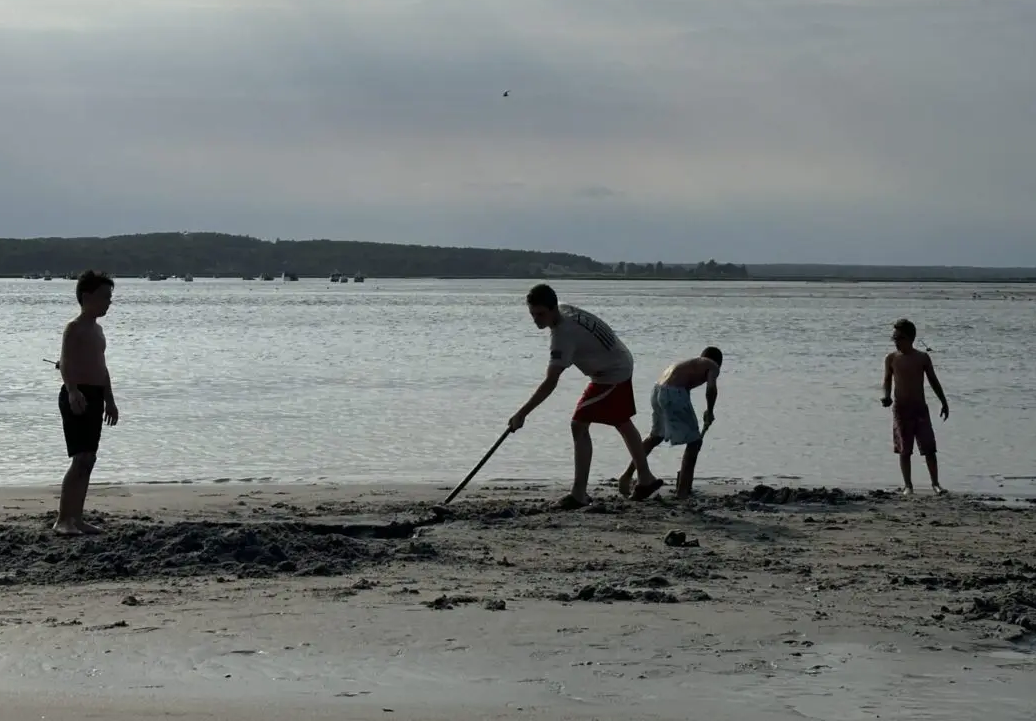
[260,273,274,281]
[282,272,299,281]
[183,273,194,282]
[43,270,53,281]
[353,272,365,283]
[242,274,255,281]
[146,271,168,281]
[329,271,343,283]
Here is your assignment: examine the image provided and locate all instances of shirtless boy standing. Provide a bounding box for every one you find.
[881,318,948,496]
[54,270,119,535]
[509,284,662,506]
[615,348,722,500]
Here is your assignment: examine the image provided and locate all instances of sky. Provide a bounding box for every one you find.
[1,0,1034,265]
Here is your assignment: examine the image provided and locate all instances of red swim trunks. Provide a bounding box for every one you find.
[892,402,937,456]
[572,378,636,426]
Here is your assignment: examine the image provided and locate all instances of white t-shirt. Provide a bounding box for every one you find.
[548,304,634,384]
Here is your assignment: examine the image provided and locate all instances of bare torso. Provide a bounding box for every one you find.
[658,357,718,389]
[889,350,929,406]
[61,318,109,387]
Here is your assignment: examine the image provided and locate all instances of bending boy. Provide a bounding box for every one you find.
[616,348,722,500]
[509,284,662,506]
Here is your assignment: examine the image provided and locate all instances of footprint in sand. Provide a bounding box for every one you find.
[804,664,832,675]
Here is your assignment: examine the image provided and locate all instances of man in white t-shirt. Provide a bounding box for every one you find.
[508,284,662,507]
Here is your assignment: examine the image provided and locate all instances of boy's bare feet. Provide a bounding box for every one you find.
[52,520,82,536]
[76,519,103,534]
[555,492,593,510]
[901,486,914,496]
[932,484,947,496]
[674,471,693,500]
[631,477,665,501]
[617,476,633,498]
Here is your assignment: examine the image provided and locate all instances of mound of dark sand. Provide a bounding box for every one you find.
[542,576,712,605]
[434,486,877,520]
[0,520,423,585]
[891,571,1036,591]
[739,485,866,506]
[964,587,1036,630]
[422,594,507,611]
[426,500,549,522]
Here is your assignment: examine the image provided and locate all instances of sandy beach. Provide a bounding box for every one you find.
[1,480,1034,720]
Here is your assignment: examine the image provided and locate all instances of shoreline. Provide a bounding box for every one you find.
[2,482,1034,719]
[7,274,1036,283]
[4,476,1036,502]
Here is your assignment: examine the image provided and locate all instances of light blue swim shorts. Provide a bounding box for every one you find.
[649,383,701,446]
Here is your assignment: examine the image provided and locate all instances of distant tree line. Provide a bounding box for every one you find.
[615,260,749,279]
[746,263,1036,281]
[0,233,751,280]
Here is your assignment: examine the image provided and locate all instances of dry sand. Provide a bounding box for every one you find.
[1,480,1035,720]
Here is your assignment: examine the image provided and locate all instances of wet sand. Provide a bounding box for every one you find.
[1,481,1034,720]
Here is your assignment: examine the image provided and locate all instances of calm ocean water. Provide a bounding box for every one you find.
[1,278,1034,496]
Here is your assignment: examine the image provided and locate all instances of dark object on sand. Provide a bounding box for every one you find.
[664,530,700,548]
[434,427,513,511]
[664,530,686,547]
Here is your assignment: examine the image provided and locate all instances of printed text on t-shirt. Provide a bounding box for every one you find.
[570,309,617,350]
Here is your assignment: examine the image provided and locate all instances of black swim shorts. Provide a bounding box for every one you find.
[58,384,106,457]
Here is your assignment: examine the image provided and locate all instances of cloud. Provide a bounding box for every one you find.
[0,0,1033,264]
[574,186,620,200]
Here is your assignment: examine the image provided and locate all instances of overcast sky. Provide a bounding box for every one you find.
[1,0,1033,264]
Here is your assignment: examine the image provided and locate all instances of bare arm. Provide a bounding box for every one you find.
[923,354,948,407]
[104,369,116,405]
[516,365,564,418]
[705,368,719,414]
[58,324,78,393]
[882,353,893,401]
[699,362,720,428]
[513,331,572,424]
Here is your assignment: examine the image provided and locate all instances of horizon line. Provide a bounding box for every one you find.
[3,232,1034,271]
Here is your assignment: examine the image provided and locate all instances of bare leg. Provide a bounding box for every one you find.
[675,440,703,500]
[898,453,913,495]
[54,452,98,535]
[617,435,663,497]
[924,453,945,495]
[71,453,102,533]
[53,462,83,536]
[615,420,661,500]
[56,453,101,535]
[570,421,593,503]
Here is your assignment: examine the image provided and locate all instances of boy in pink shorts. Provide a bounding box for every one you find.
[881,318,949,496]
